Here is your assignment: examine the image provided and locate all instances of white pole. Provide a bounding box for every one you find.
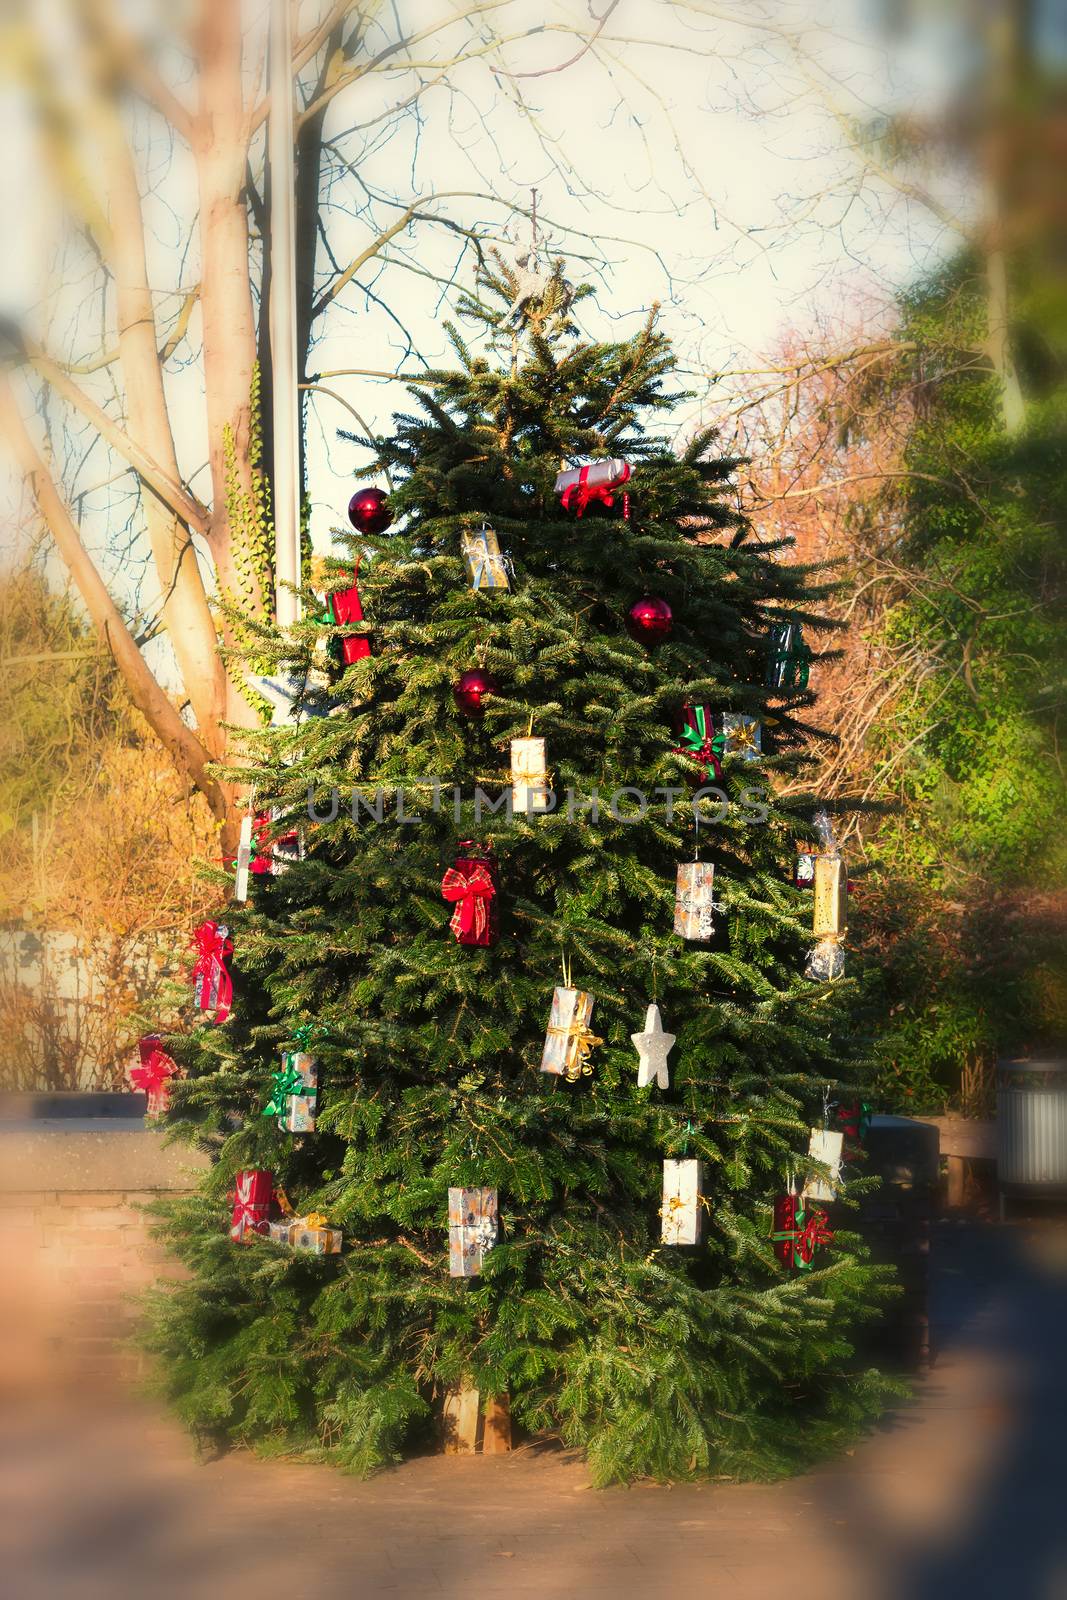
[269,0,301,626]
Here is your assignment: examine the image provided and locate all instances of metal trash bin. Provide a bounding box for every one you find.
[997,1059,1067,1212]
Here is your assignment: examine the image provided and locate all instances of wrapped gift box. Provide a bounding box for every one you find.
[510,737,551,815]
[674,862,715,941]
[230,1169,273,1242]
[329,572,371,664]
[268,1217,342,1254]
[766,621,812,691]
[461,526,511,591]
[277,1049,318,1133]
[717,712,762,762]
[813,855,847,937]
[130,1036,180,1119]
[554,459,631,517]
[192,920,232,1021]
[661,1159,704,1245]
[448,1187,498,1278]
[795,849,816,889]
[539,986,599,1079]
[803,1128,844,1202]
[441,846,499,947]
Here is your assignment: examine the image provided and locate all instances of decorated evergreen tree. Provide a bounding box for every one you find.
[143,258,894,1485]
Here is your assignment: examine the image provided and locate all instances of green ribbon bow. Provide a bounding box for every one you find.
[677,707,726,781]
[291,1022,326,1049]
[262,1061,304,1118]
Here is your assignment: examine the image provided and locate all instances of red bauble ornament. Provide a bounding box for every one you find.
[347,486,392,535]
[454,668,498,715]
[625,595,673,644]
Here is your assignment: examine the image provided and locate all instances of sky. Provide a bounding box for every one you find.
[0,0,959,684]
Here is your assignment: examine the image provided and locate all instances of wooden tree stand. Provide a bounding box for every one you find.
[441,1388,511,1454]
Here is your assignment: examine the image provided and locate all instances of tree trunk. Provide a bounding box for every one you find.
[100,97,230,756]
[1,378,228,823]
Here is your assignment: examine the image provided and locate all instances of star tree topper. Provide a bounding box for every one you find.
[631,1003,676,1090]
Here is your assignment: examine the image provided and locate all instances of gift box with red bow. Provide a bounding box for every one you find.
[129,1036,181,1119]
[191,920,233,1022]
[441,844,499,947]
[554,458,631,518]
[771,1193,834,1271]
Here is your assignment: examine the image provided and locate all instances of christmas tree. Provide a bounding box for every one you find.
[143,258,894,1486]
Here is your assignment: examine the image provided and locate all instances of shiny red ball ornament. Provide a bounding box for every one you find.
[454,668,498,715]
[625,595,673,644]
[347,486,392,535]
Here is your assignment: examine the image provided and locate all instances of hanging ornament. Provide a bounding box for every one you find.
[441,843,499,947]
[554,459,632,519]
[329,558,372,664]
[674,862,715,942]
[191,920,233,1023]
[771,1193,834,1271]
[717,712,762,762]
[661,1159,705,1245]
[803,1128,845,1203]
[631,1003,675,1090]
[510,736,550,815]
[672,703,725,784]
[540,981,602,1080]
[453,667,498,715]
[794,848,817,889]
[834,1097,871,1158]
[233,812,254,903]
[806,810,847,982]
[448,1187,498,1277]
[766,621,813,692]
[269,1212,342,1253]
[229,1169,274,1242]
[625,595,673,644]
[347,486,392,535]
[461,524,512,591]
[263,1048,318,1132]
[129,1036,181,1119]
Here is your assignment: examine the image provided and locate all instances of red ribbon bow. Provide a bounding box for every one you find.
[130,1037,179,1096]
[560,464,631,519]
[191,920,233,1023]
[441,861,496,945]
[795,1208,834,1266]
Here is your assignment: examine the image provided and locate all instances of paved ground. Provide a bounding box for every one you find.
[4,1218,1067,1600]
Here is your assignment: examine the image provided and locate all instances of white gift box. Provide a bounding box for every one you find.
[661,1159,704,1245]
[803,1128,844,1202]
[510,737,551,815]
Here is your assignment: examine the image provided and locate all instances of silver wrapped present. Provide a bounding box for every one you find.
[674,863,715,942]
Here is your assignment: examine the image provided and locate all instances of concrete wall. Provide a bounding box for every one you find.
[0,1113,209,1392]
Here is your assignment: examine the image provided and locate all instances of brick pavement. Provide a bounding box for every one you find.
[3,1219,1067,1600]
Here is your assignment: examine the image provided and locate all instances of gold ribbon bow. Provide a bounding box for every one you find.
[548,1021,603,1082]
